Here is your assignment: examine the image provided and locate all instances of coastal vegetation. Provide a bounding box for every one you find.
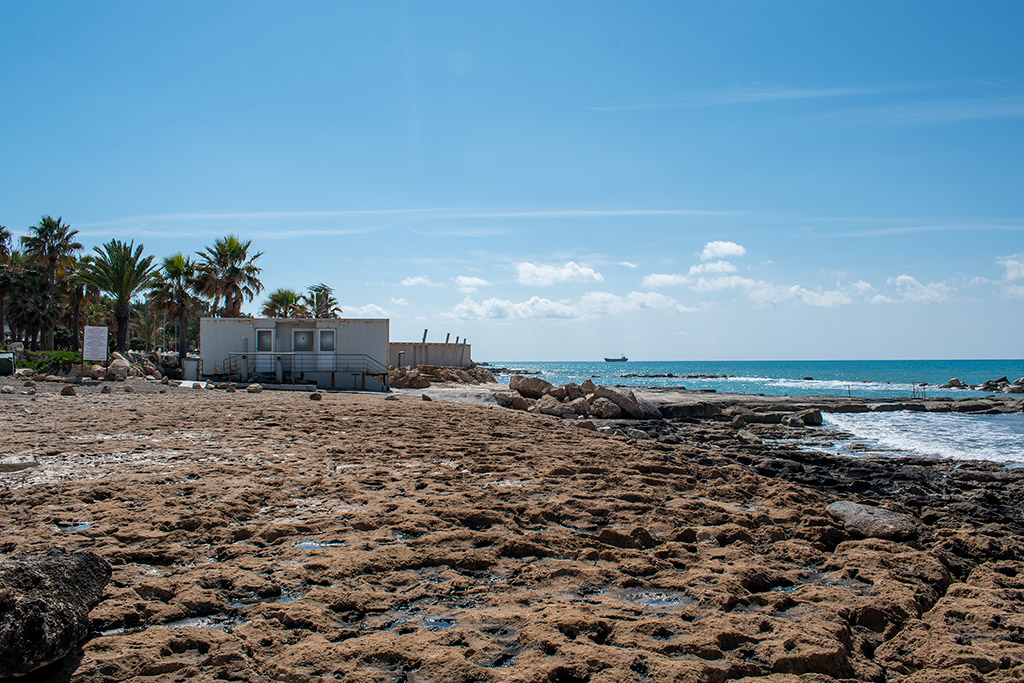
[0,216,343,357]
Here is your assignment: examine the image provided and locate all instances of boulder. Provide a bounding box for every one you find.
[588,397,622,419]
[565,397,590,415]
[7,342,26,361]
[535,394,573,417]
[106,358,130,381]
[509,374,553,399]
[0,547,111,678]
[309,392,323,401]
[1004,385,1024,394]
[563,382,584,401]
[0,386,12,394]
[13,368,33,380]
[494,391,515,408]
[737,429,761,444]
[546,385,567,400]
[580,378,597,394]
[510,394,533,411]
[825,500,920,541]
[945,377,967,389]
[406,375,431,389]
[575,420,597,431]
[246,384,263,394]
[621,428,653,440]
[792,408,822,426]
[59,386,76,396]
[591,385,659,419]
[384,394,399,401]
[1015,377,1024,387]
[100,385,112,395]
[421,394,432,402]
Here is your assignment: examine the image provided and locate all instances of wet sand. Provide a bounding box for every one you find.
[2,381,1023,682]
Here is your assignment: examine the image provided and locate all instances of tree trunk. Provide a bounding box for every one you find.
[70,285,83,352]
[115,300,131,353]
[42,258,57,351]
[178,308,188,364]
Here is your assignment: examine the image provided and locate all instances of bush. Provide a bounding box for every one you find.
[18,351,83,375]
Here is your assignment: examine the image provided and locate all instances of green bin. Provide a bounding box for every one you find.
[0,353,13,376]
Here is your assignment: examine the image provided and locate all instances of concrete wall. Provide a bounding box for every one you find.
[388,341,472,368]
[200,318,390,390]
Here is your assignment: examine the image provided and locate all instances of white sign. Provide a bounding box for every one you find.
[83,326,108,362]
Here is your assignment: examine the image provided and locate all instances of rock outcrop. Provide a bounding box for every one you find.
[0,547,111,678]
[825,500,920,540]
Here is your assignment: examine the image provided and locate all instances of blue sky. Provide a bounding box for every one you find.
[2,1,1022,360]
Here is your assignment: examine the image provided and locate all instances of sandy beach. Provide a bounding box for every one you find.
[2,380,1024,682]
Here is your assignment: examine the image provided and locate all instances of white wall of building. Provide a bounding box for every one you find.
[200,318,389,390]
[388,342,473,368]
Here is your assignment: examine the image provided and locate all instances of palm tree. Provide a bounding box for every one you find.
[148,253,201,363]
[260,288,308,318]
[304,283,342,318]
[79,240,158,353]
[129,301,159,353]
[196,235,263,317]
[19,216,82,350]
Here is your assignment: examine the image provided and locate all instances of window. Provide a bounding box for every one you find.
[293,330,314,352]
[319,330,336,353]
[256,330,273,352]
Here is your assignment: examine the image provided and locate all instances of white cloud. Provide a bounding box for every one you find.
[450,296,575,320]
[998,253,1024,281]
[447,290,693,320]
[618,261,639,269]
[389,298,409,306]
[689,260,737,275]
[642,273,691,288]
[850,280,875,295]
[343,303,389,317]
[746,282,853,308]
[871,294,896,304]
[701,240,746,261]
[692,275,757,292]
[515,261,604,286]
[400,275,441,287]
[887,274,955,303]
[454,275,490,293]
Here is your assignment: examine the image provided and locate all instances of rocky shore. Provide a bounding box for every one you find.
[1,380,1022,681]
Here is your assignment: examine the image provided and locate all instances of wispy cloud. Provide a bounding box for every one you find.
[591,85,887,111]
[840,97,1024,125]
[400,275,442,287]
[814,222,1024,238]
[341,303,389,317]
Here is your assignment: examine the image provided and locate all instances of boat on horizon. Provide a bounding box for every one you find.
[604,355,628,362]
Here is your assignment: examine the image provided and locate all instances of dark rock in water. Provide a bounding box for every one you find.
[421,394,433,402]
[659,402,721,419]
[0,547,111,677]
[825,500,920,541]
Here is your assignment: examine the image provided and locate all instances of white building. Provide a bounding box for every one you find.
[199,317,389,391]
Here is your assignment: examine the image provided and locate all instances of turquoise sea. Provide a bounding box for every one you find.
[485,359,1024,399]
[483,359,1024,465]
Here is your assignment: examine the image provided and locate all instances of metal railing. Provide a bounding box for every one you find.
[226,352,387,384]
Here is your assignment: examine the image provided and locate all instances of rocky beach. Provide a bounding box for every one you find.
[2,378,1024,682]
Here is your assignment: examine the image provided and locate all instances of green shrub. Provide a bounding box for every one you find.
[18,351,83,375]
